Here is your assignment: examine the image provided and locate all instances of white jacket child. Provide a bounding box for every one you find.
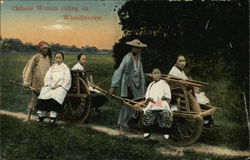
[144,79,172,113]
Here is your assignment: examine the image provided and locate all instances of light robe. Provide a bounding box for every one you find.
[38,63,71,104]
[144,79,172,112]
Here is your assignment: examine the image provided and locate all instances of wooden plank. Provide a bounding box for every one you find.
[162,77,203,87]
[183,86,190,111]
[145,73,205,87]
[66,93,88,98]
[76,76,80,94]
[173,112,199,119]
[173,111,199,114]
[199,108,217,117]
[161,74,208,85]
[172,92,185,98]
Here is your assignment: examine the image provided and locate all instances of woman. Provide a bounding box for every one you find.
[71,53,107,113]
[143,68,172,140]
[36,52,71,124]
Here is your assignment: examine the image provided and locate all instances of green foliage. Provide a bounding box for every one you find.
[113,1,249,98]
[198,79,249,150]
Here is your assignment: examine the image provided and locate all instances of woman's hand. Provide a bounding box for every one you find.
[51,84,61,90]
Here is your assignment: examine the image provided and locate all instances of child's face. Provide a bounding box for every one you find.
[152,69,161,81]
[54,53,63,64]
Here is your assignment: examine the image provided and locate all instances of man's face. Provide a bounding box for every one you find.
[176,56,186,70]
[40,47,48,56]
[152,69,161,81]
[132,47,142,55]
[79,55,87,66]
[54,53,63,64]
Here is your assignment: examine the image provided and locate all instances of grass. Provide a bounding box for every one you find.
[0,53,249,159]
[0,115,244,160]
[0,115,165,160]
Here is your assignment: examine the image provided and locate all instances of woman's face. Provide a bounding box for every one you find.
[54,53,63,64]
[79,55,87,66]
[176,56,186,70]
[152,69,161,81]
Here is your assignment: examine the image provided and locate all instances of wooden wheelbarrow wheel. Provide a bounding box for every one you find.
[62,79,91,123]
[169,92,203,146]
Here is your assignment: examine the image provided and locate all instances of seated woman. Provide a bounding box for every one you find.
[36,52,71,124]
[71,53,107,113]
[143,68,173,140]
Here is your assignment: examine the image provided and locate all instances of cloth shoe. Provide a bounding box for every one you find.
[143,133,150,139]
[163,134,169,140]
[50,118,57,128]
[36,116,46,123]
[50,118,56,123]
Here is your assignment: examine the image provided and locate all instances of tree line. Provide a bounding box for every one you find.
[0,37,111,54]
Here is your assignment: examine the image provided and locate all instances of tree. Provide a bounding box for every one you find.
[113,1,248,89]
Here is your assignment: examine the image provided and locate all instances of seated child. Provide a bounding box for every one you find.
[143,68,173,140]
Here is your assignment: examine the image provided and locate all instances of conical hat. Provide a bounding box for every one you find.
[126,39,147,48]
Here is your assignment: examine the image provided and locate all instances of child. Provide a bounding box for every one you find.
[143,68,173,140]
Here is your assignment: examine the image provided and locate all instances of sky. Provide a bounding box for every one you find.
[0,0,126,49]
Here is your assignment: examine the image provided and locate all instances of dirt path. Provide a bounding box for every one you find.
[1,110,250,158]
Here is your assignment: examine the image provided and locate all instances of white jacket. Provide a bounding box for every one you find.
[72,62,84,70]
[144,79,171,112]
[169,66,189,79]
[38,63,71,104]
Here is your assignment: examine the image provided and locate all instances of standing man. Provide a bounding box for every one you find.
[109,39,147,136]
[23,41,52,121]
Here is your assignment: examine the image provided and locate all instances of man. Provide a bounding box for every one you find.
[109,39,147,136]
[23,41,52,121]
[72,53,107,113]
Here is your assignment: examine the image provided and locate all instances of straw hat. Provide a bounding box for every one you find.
[126,39,147,48]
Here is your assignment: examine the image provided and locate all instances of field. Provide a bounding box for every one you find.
[0,53,249,159]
